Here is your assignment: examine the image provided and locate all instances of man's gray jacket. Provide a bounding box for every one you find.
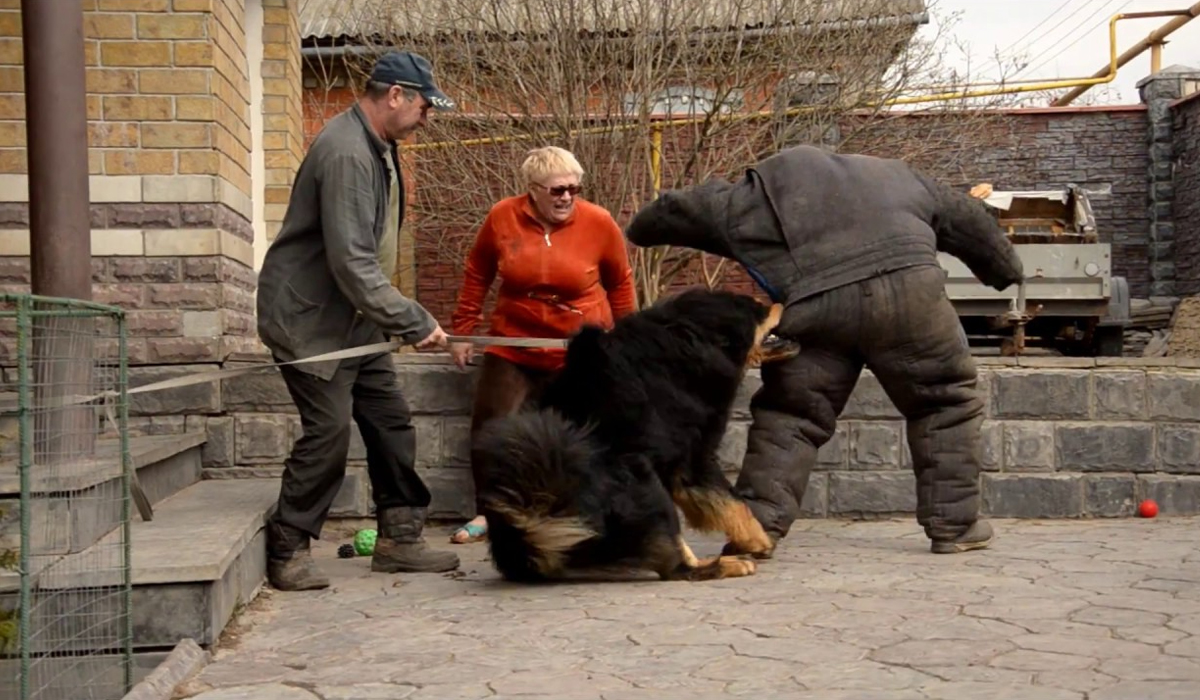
[256,103,436,381]
[624,144,1024,307]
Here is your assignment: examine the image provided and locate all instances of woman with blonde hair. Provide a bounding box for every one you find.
[447,145,637,543]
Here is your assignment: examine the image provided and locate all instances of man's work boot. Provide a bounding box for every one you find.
[266,521,330,591]
[371,507,460,573]
[930,519,994,554]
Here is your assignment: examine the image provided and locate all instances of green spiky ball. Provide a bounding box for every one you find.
[353,528,378,556]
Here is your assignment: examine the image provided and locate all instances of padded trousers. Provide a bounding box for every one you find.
[732,264,986,543]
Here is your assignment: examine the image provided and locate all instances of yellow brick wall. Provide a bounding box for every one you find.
[0,0,254,201]
[260,0,302,242]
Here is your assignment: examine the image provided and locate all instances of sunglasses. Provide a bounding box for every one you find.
[533,182,582,198]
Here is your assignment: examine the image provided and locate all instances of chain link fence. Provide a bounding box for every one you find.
[0,293,133,700]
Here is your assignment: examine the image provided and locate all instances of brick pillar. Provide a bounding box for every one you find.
[259,0,302,266]
[1138,64,1200,298]
[0,0,305,366]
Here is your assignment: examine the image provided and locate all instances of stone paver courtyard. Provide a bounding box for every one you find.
[177,518,1200,700]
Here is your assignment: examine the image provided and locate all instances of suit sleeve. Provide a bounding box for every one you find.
[916,170,1025,291]
[450,212,499,336]
[318,151,437,344]
[624,193,738,260]
[598,213,638,318]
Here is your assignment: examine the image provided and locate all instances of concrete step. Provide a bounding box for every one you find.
[0,432,205,570]
[0,478,277,661]
[0,651,171,700]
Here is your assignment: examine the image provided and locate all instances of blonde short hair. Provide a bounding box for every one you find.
[520,146,584,184]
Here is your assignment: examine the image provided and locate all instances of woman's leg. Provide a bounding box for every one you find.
[451,353,539,543]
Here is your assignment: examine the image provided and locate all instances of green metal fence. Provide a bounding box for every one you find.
[0,293,133,700]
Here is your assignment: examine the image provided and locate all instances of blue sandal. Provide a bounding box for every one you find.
[450,522,487,544]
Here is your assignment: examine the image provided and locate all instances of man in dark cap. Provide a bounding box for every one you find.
[256,50,460,590]
[624,145,1024,556]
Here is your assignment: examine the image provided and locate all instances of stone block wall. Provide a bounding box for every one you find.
[1174,92,1200,297]
[129,355,1200,522]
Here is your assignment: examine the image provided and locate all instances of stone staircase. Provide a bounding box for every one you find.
[0,431,274,699]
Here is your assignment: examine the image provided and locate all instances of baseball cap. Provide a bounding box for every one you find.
[369,50,456,111]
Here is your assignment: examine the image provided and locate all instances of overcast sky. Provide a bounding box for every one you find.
[917,0,1200,105]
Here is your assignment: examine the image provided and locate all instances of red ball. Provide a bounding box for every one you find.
[1138,499,1159,518]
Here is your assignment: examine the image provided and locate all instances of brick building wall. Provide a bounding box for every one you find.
[0,0,306,366]
[0,0,292,365]
[1173,93,1200,297]
[260,0,303,246]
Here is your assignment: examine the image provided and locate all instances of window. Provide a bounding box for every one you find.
[621,87,745,117]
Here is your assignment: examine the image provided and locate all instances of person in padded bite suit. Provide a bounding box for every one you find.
[623,144,1024,556]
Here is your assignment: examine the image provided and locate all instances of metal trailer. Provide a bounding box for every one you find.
[939,184,1131,356]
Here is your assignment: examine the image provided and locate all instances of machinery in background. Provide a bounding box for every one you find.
[942,183,1130,356]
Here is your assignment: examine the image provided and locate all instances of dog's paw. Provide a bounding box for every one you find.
[717,555,758,578]
[721,539,775,561]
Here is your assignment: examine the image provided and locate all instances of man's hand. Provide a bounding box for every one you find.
[449,341,473,369]
[415,324,449,351]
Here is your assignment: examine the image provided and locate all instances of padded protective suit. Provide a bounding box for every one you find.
[624,145,1024,544]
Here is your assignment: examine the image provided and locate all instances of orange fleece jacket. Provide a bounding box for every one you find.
[450,194,638,371]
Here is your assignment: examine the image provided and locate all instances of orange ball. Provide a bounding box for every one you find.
[1138,499,1159,518]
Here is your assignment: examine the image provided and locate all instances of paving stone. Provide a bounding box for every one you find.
[188,684,318,700]
[1096,655,1200,681]
[185,518,1200,700]
[1115,624,1189,646]
[1011,634,1161,659]
[917,682,1084,700]
[871,639,1014,667]
[407,684,492,700]
[311,685,417,700]
[1032,670,1121,693]
[989,649,1098,671]
[1090,681,1200,700]
[790,660,930,691]
[489,670,632,697]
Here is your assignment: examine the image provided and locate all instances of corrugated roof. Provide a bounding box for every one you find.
[299,0,928,42]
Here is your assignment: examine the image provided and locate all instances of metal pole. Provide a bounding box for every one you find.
[1051,4,1200,106]
[21,0,96,463]
[22,0,91,298]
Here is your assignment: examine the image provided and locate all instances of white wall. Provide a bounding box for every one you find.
[245,0,267,273]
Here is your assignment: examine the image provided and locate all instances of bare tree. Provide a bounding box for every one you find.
[303,0,1026,310]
